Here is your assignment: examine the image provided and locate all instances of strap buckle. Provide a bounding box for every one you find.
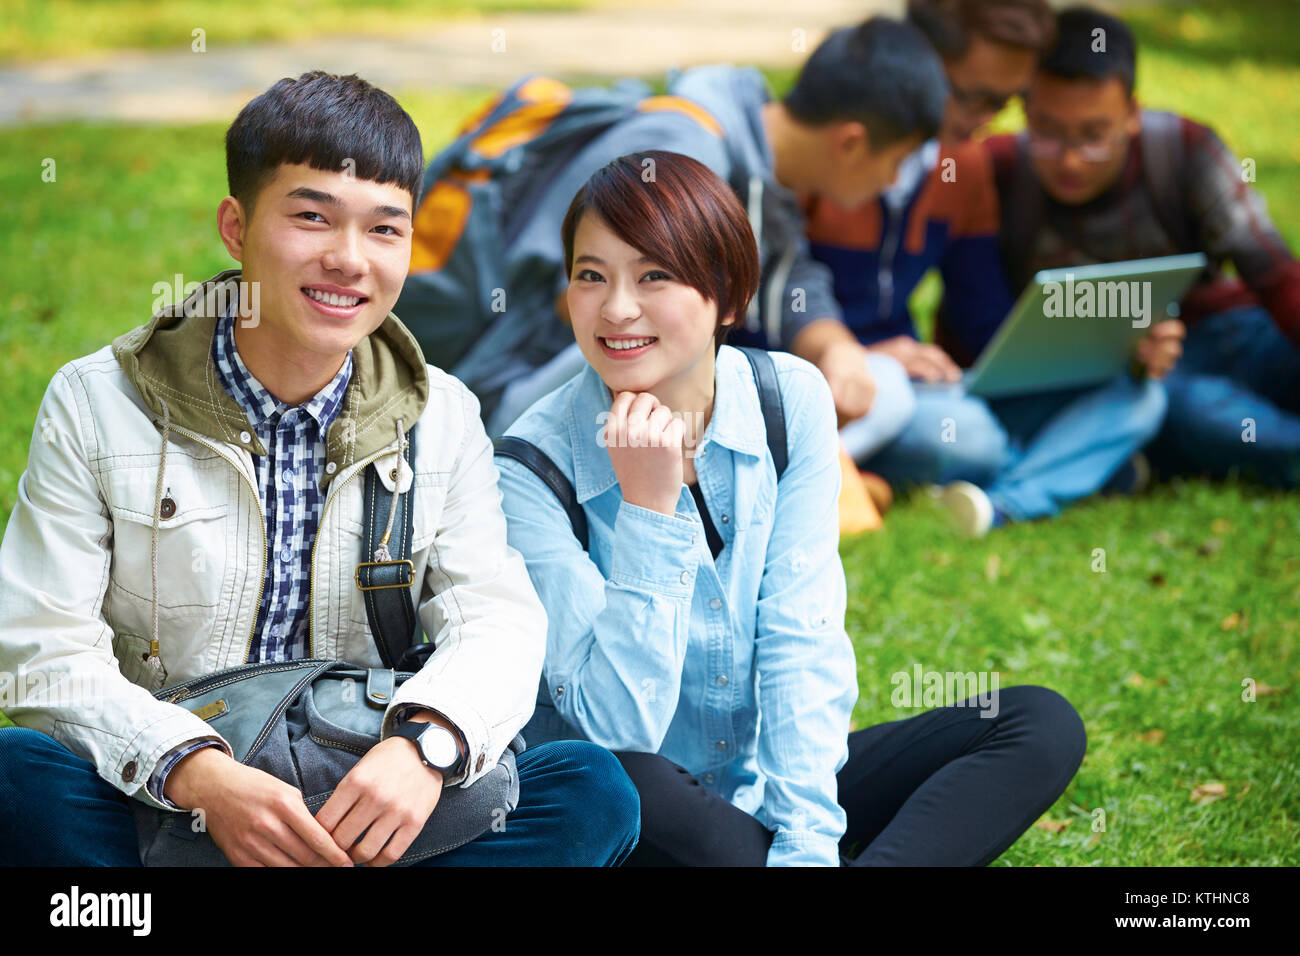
[354,559,415,591]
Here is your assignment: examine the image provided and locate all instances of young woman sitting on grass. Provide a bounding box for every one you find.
[495,149,1088,866]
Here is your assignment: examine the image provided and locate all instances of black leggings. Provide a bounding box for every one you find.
[614,685,1087,866]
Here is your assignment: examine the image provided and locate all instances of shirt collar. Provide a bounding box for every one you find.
[567,345,769,503]
[212,304,352,436]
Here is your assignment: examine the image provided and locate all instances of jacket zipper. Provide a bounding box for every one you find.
[157,421,268,664]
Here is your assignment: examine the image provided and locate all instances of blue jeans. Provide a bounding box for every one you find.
[1148,306,1300,487]
[867,374,1168,521]
[0,727,639,866]
[839,352,917,465]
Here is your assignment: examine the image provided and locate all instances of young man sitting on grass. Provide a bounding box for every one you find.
[813,5,1186,535]
[951,6,1300,489]
[0,71,639,867]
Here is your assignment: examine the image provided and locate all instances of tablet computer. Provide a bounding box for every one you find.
[955,253,1208,398]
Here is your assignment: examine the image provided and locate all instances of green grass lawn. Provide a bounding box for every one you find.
[0,0,593,62]
[1,0,1298,863]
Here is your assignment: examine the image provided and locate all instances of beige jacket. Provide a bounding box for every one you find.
[0,270,546,810]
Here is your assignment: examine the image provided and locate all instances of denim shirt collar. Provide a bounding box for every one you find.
[567,345,769,503]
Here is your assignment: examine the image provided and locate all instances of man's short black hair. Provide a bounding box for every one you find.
[226,71,424,216]
[906,0,1057,61]
[1039,6,1137,98]
[783,17,948,148]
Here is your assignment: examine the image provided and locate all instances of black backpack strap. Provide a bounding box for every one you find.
[492,351,785,552]
[357,424,423,670]
[494,436,589,551]
[1139,109,1194,253]
[737,346,788,481]
[998,133,1044,297]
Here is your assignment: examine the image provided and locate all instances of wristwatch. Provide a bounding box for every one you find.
[393,719,465,779]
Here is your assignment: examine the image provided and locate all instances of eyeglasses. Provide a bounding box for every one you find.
[948,81,1024,117]
[1026,128,1129,163]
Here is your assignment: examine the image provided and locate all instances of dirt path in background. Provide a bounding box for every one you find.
[0,0,893,125]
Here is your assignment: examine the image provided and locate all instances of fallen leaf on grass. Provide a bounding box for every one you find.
[1126,673,1146,687]
[1149,573,1166,587]
[1211,518,1231,534]
[1035,817,1070,833]
[1198,537,1223,556]
[985,554,1001,582]
[1137,728,1166,744]
[1190,782,1227,805]
[1221,612,1242,631]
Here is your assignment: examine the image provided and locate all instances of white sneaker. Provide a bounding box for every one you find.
[940,481,994,538]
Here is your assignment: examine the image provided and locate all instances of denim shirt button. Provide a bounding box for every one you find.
[709,598,722,610]
[554,684,565,697]
[679,570,690,585]
[716,674,728,686]
[721,513,729,524]
[702,773,715,784]
[716,740,728,750]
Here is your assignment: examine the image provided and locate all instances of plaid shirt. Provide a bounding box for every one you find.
[147,306,352,804]
[211,309,352,662]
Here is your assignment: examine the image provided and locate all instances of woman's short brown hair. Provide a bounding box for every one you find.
[561,150,760,348]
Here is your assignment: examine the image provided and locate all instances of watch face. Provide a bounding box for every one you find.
[418,726,460,770]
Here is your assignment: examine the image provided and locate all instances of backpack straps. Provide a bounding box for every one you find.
[737,346,788,480]
[357,424,426,671]
[494,350,788,550]
[494,435,590,552]
[1139,109,1194,253]
[997,133,1045,297]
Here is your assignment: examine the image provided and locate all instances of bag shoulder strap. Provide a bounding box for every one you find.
[358,424,422,670]
[1139,109,1193,252]
[492,350,787,551]
[997,134,1044,296]
[737,346,788,481]
[494,436,589,552]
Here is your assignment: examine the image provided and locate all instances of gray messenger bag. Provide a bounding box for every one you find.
[132,424,524,865]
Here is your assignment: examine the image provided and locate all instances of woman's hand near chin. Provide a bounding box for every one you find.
[604,390,684,516]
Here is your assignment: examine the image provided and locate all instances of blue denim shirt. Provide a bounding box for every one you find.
[497,345,858,866]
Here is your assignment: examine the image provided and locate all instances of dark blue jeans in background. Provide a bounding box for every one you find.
[1149,305,1300,487]
[0,729,639,867]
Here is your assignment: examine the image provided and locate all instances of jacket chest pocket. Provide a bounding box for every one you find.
[104,462,234,612]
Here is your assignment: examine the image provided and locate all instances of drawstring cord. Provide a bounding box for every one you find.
[372,418,407,563]
[148,396,171,672]
[146,410,405,672]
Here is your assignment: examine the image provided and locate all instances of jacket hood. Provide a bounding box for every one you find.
[112,268,430,488]
[670,65,773,185]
